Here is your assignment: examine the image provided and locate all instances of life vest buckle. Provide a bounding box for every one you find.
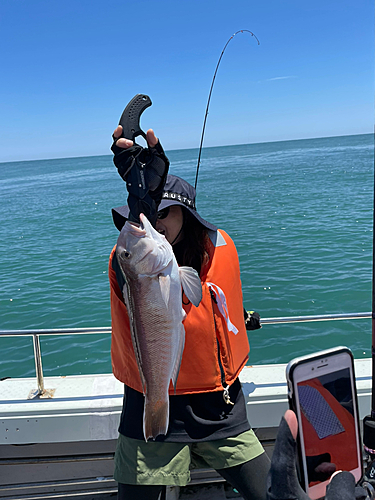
[223,385,234,405]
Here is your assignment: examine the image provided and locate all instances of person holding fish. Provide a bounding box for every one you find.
[109,124,269,500]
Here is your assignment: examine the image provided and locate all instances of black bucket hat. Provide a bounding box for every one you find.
[112,174,217,232]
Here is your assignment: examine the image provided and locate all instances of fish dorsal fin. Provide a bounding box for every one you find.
[179,266,202,307]
[159,274,170,307]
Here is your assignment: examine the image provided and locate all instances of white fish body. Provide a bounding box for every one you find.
[116,213,202,441]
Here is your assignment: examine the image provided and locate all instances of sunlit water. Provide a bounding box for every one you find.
[0,134,373,378]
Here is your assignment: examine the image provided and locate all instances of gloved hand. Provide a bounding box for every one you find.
[111,126,169,226]
[326,472,367,500]
[267,410,367,500]
[267,411,310,500]
[244,309,261,330]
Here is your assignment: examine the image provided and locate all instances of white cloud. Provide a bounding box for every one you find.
[265,76,297,82]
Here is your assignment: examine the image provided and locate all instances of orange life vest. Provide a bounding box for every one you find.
[109,229,250,395]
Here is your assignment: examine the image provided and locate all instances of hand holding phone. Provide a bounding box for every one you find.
[267,409,367,500]
[286,347,363,500]
[267,410,310,500]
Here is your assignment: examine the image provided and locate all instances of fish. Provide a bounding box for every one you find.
[116,213,202,441]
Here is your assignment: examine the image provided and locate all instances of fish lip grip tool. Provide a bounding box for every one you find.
[118,94,152,143]
[112,94,169,226]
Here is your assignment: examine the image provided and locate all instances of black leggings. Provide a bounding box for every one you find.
[117,451,270,500]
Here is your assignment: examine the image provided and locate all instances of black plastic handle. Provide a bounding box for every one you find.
[118,94,152,143]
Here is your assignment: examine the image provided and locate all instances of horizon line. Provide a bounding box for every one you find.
[0,131,372,165]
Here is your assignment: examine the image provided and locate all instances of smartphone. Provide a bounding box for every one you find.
[286,346,362,500]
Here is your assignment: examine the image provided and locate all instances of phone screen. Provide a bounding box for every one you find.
[296,367,360,492]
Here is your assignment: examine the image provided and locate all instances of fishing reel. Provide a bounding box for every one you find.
[361,456,375,497]
[361,479,375,500]
[360,416,375,499]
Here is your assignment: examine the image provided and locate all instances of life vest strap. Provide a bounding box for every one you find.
[207,282,238,335]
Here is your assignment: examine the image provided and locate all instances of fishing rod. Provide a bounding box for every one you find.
[194,30,260,191]
[362,128,375,485]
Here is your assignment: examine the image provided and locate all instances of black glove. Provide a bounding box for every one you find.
[267,415,367,500]
[244,309,261,330]
[267,416,310,500]
[111,139,169,226]
[325,472,367,500]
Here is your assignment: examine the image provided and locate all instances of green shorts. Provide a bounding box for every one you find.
[114,429,265,487]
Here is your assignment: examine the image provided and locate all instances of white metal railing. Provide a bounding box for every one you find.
[260,311,371,324]
[0,312,371,398]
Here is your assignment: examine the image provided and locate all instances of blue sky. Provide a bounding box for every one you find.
[0,0,373,162]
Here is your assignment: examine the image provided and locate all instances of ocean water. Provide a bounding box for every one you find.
[0,134,373,379]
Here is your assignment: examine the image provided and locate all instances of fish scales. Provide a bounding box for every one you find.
[116,213,202,441]
[127,275,181,390]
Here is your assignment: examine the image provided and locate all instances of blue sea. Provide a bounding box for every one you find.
[0,134,373,379]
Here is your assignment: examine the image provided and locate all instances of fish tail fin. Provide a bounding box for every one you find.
[143,397,169,441]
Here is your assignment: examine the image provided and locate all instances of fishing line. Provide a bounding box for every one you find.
[194,29,260,191]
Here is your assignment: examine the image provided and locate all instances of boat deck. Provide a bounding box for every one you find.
[0,359,371,499]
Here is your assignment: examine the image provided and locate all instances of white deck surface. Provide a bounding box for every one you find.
[0,359,372,445]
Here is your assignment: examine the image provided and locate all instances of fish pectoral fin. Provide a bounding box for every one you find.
[159,274,171,307]
[179,266,202,307]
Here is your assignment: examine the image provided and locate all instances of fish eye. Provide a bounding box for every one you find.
[122,249,131,259]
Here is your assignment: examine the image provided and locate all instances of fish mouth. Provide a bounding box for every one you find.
[139,213,159,236]
[138,213,168,246]
[126,220,146,237]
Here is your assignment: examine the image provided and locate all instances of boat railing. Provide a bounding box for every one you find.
[0,312,371,398]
